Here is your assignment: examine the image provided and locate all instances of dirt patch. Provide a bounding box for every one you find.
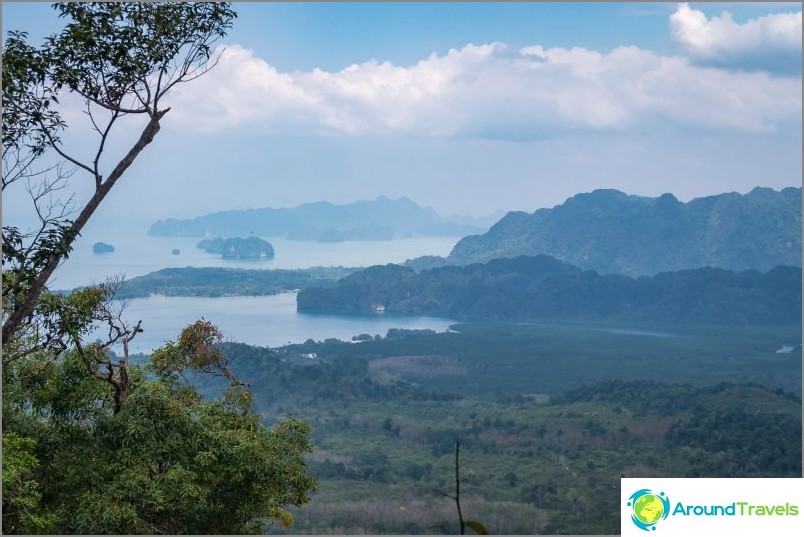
[368,355,467,378]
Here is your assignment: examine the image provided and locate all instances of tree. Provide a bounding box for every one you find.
[2,4,319,533]
[4,321,318,534]
[2,2,236,343]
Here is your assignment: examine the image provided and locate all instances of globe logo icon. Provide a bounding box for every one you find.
[627,489,670,531]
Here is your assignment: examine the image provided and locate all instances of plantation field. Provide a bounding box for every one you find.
[199,321,802,534]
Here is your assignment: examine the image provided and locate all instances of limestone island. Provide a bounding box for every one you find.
[196,236,275,260]
[92,242,115,254]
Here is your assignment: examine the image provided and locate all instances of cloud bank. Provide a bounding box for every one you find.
[670,3,802,69]
[165,40,800,139]
[164,5,801,139]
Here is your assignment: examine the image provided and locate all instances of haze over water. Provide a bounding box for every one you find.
[108,293,458,355]
[51,221,460,290]
[66,225,463,352]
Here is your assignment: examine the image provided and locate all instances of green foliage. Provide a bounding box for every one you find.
[1,224,79,346]
[2,274,111,367]
[1,30,64,158]
[3,330,318,534]
[254,320,801,398]
[2,5,320,533]
[297,255,802,325]
[187,325,800,533]
[666,405,802,476]
[1,433,54,534]
[46,2,235,107]
[465,520,490,534]
[109,266,357,299]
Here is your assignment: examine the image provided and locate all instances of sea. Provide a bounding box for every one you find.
[52,224,463,353]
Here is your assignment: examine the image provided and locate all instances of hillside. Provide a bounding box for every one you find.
[296,255,802,325]
[447,187,802,276]
[191,329,802,534]
[148,196,485,241]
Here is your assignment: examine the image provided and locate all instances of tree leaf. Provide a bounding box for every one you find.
[465,520,490,535]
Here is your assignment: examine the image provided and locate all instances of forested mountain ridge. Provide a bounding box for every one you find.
[448,187,802,276]
[296,255,802,325]
[148,196,484,241]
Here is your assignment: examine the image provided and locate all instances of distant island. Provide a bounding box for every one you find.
[148,196,490,241]
[197,236,275,260]
[446,187,801,276]
[92,242,115,254]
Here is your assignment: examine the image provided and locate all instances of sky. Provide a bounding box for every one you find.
[1,1,802,229]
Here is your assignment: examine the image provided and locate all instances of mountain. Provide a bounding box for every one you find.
[148,196,485,241]
[296,255,802,325]
[447,187,802,276]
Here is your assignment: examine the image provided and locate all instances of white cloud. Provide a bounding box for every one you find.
[670,2,802,60]
[164,41,801,138]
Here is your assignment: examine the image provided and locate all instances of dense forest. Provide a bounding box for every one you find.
[297,255,802,325]
[180,322,802,534]
[110,266,357,299]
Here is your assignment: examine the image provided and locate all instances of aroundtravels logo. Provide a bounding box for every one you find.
[625,483,800,533]
[622,478,803,536]
[626,489,670,531]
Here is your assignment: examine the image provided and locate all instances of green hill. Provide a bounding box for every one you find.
[448,187,801,276]
[297,255,802,325]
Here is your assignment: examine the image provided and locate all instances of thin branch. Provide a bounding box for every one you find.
[434,442,466,535]
[74,339,114,384]
[157,48,223,99]
[455,442,465,535]
[433,489,457,501]
[72,88,149,115]
[92,108,120,186]
[2,148,38,190]
[40,125,95,177]
[131,78,152,110]
[84,100,104,136]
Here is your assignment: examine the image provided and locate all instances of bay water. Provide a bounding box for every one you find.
[109,293,457,355]
[50,223,461,290]
[57,224,462,351]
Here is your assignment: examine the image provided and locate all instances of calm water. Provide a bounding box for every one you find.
[51,225,460,290]
[101,293,458,354]
[59,225,462,351]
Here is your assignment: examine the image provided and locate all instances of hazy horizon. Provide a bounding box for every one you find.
[2,2,801,227]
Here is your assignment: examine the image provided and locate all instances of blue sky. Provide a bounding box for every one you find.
[2,2,802,226]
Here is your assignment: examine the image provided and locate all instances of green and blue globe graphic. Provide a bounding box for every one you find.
[627,489,670,531]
